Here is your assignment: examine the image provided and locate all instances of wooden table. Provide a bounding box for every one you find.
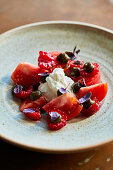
[0,0,113,169]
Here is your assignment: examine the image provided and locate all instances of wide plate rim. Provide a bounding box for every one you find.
[0,21,113,153]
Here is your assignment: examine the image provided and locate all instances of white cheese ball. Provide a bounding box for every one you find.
[39,68,74,101]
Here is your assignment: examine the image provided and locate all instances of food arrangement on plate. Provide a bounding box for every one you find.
[11,47,108,130]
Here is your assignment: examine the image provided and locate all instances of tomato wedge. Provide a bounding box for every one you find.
[38,51,61,71]
[20,96,47,112]
[43,93,83,120]
[76,82,108,102]
[11,62,45,87]
[65,63,101,86]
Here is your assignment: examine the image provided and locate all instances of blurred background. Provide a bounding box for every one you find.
[0,0,113,170]
[0,0,113,33]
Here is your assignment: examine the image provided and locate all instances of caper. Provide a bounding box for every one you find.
[70,67,80,78]
[74,60,82,65]
[50,114,62,123]
[71,82,82,93]
[83,99,95,108]
[57,53,70,64]
[30,90,42,101]
[83,62,94,73]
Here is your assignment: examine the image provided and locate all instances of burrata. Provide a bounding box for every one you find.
[39,68,74,101]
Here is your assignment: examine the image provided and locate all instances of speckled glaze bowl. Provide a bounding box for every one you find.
[0,21,113,153]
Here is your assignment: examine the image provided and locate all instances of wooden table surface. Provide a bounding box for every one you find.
[0,0,113,169]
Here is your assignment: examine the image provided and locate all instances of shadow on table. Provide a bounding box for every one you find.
[0,139,112,170]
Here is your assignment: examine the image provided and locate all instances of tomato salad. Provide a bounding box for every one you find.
[11,47,108,130]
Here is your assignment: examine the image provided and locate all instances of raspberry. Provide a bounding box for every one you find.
[81,97,101,116]
[47,112,67,130]
[15,86,33,99]
[23,107,41,121]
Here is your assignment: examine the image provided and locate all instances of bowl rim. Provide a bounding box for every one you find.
[0,20,113,153]
[1,20,113,37]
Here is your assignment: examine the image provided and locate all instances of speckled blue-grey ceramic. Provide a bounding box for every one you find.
[0,21,113,153]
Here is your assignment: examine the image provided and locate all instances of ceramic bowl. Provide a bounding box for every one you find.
[0,21,113,153]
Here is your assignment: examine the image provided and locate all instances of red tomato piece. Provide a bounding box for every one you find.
[69,60,84,69]
[80,63,101,85]
[76,82,108,102]
[50,51,71,72]
[38,51,61,71]
[47,112,67,130]
[83,71,101,86]
[20,96,47,112]
[20,98,36,112]
[71,71,101,86]
[65,63,101,86]
[81,97,101,116]
[33,96,47,107]
[81,63,99,77]
[38,51,71,72]
[43,93,83,120]
[15,86,33,99]
[23,107,41,121]
[11,62,45,87]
